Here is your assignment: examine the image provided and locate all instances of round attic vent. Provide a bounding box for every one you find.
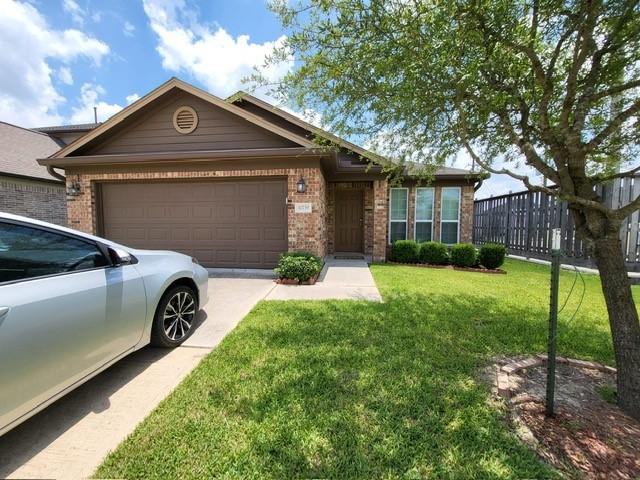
[172,106,198,134]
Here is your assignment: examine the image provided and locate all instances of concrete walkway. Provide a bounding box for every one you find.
[266,256,382,301]
[0,274,275,480]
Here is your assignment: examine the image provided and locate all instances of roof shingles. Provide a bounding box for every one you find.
[0,122,63,181]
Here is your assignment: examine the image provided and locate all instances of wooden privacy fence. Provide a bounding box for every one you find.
[473,176,640,271]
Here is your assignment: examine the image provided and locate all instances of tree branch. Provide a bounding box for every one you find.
[615,192,640,219]
[585,98,640,151]
[453,80,616,214]
[492,108,561,183]
[560,0,600,132]
[591,165,640,182]
[589,79,640,102]
[460,138,555,193]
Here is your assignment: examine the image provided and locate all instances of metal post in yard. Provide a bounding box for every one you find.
[546,228,562,417]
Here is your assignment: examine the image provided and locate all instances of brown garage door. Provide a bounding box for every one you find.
[100,180,287,268]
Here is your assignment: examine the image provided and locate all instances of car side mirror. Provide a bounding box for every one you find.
[108,247,137,266]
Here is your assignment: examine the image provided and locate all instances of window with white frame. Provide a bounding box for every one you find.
[414,187,434,243]
[440,187,461,244]
[389,188,408,243]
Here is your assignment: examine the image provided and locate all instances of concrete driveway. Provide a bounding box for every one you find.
[0,273,276,480]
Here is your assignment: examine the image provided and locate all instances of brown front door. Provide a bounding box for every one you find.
[335,189,364,252]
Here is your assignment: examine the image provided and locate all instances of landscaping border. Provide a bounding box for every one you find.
[496,354,617,399]
[387,261,506,274]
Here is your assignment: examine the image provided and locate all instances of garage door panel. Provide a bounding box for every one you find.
[214,183,237,198]
[215,227,237,241]
[193,206,212,218]
[149,228,170,240]
[264,251,281,265]
[240,251,262,264]
[216,205,236,219]
[167,206,190,217]
[101,180,287,268]
[238,183,260,196]
[264,204,285,219]
[239,205,260,219]
[264,227,286,241]
[171,229,190,241]
[239,227,261,241]
[193,228,212,241]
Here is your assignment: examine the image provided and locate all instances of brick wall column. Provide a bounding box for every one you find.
[287,167,327,256]
[460,184,474,243]
[66,173,95,233]
[372,179,388,261]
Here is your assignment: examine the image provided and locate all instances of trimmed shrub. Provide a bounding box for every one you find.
[280,251,319,260]
[391,240,420,263]
[450,243,477,267]
[274,252,323,281]
[479,243,506,269]
[419,241,449,265]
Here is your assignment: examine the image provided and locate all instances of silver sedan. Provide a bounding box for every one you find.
[0,212,209,436]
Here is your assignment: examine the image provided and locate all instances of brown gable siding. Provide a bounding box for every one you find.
[82,90,298,156]
[235,100,374,173]
[235,101,312,139]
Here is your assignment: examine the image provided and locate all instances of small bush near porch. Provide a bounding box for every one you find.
[96,259,637,479]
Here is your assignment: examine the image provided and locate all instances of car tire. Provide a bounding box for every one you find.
[151,285,199,348]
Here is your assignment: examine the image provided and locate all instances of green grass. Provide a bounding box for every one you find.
[95,259,638,479]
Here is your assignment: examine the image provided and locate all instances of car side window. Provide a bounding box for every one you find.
[0,221,109,283]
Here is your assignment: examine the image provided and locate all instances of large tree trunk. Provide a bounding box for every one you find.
[592,235,640,420]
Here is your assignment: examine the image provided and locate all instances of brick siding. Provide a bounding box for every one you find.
[0,176,66,225]
[64,167,473,263]
[373,180,389,261]
[65,167,327,258]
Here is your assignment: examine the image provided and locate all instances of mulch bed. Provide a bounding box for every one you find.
[487,356,640,479]
[387,261,506,274]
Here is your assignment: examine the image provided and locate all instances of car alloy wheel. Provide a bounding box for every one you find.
[162,291,196,341]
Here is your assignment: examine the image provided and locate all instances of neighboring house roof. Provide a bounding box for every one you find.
[0,122,63,182]
[227,91,480,180]
[49,78,317,160]
[33,123,100,133]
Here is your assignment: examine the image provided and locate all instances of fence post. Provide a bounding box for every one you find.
[505,195,511,250]
[526,192,534,256]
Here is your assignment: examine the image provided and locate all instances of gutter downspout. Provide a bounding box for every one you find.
[47,165,66,183]
[474,178,483,192]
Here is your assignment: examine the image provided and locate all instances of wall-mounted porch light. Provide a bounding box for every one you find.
[67,182,81,197]
[296,176,306,193]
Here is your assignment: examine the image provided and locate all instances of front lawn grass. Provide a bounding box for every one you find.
[96,259,637,479]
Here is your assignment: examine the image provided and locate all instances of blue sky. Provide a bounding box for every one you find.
[0,0,528,197]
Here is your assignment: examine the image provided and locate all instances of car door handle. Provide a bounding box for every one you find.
[0,306,9,318]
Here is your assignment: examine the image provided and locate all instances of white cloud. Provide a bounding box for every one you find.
[123,20,135,36]
[0,0,110,126]
[142,0,293,98]
[62,0,85,25]
[58,66,73,85]
[68,83,126,124]
[125,93,140,104]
